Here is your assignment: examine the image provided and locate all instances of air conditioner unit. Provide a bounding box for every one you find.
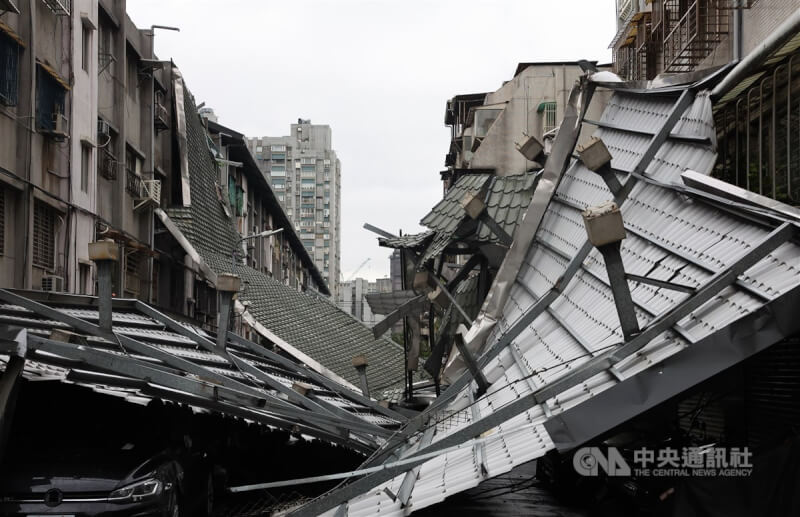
[41,0,69,15]
[50,112,69,140]
[97,119,110,137]
[134,179,161,211]
[41,275,65,292]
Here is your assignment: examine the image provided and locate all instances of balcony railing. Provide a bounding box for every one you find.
[126,168,143,198]
[663,0,729,73]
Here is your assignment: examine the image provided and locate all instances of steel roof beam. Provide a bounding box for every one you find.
[132,301,391,438]
[224,331,407,422]
[395,424,436,507]
[16,335,379,442]
[293,90,700,505]
[292,219,795,515]
[371,295,427,339]
[0,290,388,441]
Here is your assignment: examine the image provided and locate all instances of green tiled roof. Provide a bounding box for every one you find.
[476,172,538,241]
[415,172,538,265]
[165,79,405,393]
[203,251,405,393]
[378,231,434,251]
[420,174,492,234]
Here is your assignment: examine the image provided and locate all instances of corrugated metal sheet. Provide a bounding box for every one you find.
[0,292,403,450]
[320,86,800,516]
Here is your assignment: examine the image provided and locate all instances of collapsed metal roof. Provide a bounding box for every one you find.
[289,75,800,516]
[0,289,405,455]
[379,172,538,266]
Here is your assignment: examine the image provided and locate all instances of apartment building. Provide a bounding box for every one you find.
[204,118,327,295]
[337,277,390,327]
[0,0,327,312]
[247,120,341,297]
[442,62,611,187]
[0,0,156,298]
[610,0,800,206]
[611,0,798,80]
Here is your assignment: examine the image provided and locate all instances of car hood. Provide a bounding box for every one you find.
[0,447,168,495]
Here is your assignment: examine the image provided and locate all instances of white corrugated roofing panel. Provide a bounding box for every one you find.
[329,88,800,517]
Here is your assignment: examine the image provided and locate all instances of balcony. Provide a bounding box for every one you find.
[663,0,729,73]
[100,150,118,180]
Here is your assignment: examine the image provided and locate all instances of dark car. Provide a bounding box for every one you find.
[0,383,214,517]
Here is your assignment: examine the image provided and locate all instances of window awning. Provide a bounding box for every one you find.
[36,60,70,91]
[537,101,556,113]
[0,19,25,48]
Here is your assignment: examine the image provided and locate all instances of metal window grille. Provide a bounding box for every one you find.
[35,65,66,131]
[543,102,557,133]
[0,33,20,107]
[33,199,56,269]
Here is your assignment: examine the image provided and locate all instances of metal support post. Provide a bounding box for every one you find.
[89,240,120,332]
[597,242,640,341]
[216,273,241,351]
[352,355,370,398]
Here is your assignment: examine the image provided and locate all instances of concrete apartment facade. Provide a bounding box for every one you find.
[611,0,799,80]
[247,120,341,298]
[442,62,611,185]
[0,0,325,311]
[337,277,391,327]
[610,0,800,206]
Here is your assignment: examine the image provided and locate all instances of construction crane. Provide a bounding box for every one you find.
[344,258,371,282]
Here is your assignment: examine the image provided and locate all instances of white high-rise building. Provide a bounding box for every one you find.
[247,120,341,297]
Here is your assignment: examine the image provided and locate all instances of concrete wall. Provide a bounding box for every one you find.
[0,1,72,290]
[69,0,99,292]
[468,64,610,175]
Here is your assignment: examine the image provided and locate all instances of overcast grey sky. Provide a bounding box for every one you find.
[127,0,615,282]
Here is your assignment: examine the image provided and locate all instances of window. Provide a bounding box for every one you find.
[79,263,91,295]
[271,165,286,172]
[270,145,286,152]
[271,152,286,161]
[540,101,557,133]
[80,143,92,192]
[98,15,115,75]
[33,199,57,270]
[125,148,144,197]
[473,108,502,138]
[35,64,67,131]
[81,25,91,72]
[255,146,263,153]
[0,32,21,106]
[126,47,138,100]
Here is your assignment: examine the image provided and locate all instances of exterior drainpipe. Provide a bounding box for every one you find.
[88,240,119,332]
[352,355,370,398]
[733,0,742,62]
[582,202,640,342]
[216,273,241,351]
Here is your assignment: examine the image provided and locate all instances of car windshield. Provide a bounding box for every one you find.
[3,380,172,462]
